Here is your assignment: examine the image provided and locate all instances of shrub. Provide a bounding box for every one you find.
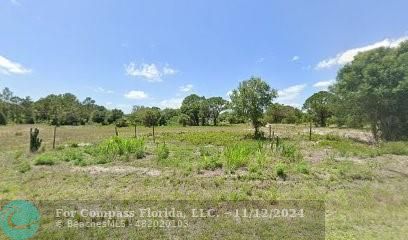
[296,162,310,174]
[115,118,129,128]
[223,142,261,171]
[201,155,222,170]
[275,163,287,177]
[156,143,170,161]
[34,153,56,165]
[98,136,145,159]
[278,142,302,162]
[62,149,85,166]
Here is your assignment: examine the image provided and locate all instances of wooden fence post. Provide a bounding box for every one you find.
[115,126,119,136]
[134,125,137,138]
[269,125,272,140]
[152,125,155,143]
[52,125,57,149]
[309,121,312,141]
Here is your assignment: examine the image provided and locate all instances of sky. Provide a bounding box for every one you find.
[1,0,408,113]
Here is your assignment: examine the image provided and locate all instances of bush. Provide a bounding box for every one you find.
[98,136,145,159]
[278,142,303,162]
[115,118,129,128]
[62,149,85,166]
[296,162,310,174]
[34,153,56,165]
[156,143,170,161]
[223,142,261,171]
[275,163,287,177]
[201,155,222,170]
[0,112,7,125]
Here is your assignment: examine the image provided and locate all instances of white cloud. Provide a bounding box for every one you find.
[277,84,307,102]
[179,84,193,93]
[313,80,335,90]
[124,90,148,100]
[158,98,183,109]
[291,56,300,62]
[0,55,31,75]
[163,65,177,75]
[316,36,408,69]
[125,62,177,82]
[94,87,114,94]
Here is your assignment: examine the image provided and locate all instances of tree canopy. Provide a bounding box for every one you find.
[331,41,408,140]
[230,77,277,136]
[302,91,334,127]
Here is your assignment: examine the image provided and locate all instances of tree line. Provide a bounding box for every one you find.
[1,41,407,141]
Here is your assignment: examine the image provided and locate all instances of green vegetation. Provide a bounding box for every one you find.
[230,77,277,137]
[1,41,408,239]
[303,91,335,127]
[0,124,408,239]
[97,136,145,159]
[332,41,408,140]
[155,142,170,161]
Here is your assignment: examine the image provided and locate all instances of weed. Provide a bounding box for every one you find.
[296,162,310,174]
[275,162,287,178]
[156,142,170,161]
[18,161,31,173]
[223,142,261,171]
[380,142,408,155]
[277,142,303,162]
[34,153,56,165]
[61,149,85,166]
[201,155,223,170]
[98,136,145,159]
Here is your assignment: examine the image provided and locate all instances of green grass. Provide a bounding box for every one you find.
[34,153,57,165]
[223,141,262,171]
[0,124,408,239]
[155,142,170,161]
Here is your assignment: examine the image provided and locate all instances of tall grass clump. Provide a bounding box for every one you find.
[156,142,170,161]
[223,142,262,171]
[277,142,303,162]
[98,136,145,159]
[380,142,408,155]
[34,153,57,165]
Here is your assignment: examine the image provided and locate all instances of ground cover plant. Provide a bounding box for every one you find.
[1,123,408,239]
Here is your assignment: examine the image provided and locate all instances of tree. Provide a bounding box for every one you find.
[332,41,408,141]
[302,91,334,127]
[160,108,180,126]
[130,106,145,137]
[230,77,277,137]
[141,107,161,142]
[92,109,108,124]
[207,97,227,126]
[178,113,190,127]
[108,109,124,124]
[198,99,210,126]
[264,103,303,124]
[180,94,203,126]
[0,111,7,125]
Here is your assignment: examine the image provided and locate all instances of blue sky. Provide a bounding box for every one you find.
[1,0,408,113]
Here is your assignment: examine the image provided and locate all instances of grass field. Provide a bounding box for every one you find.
[1,124,408,239]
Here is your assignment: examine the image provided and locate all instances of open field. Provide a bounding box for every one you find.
[1,124,408,239]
